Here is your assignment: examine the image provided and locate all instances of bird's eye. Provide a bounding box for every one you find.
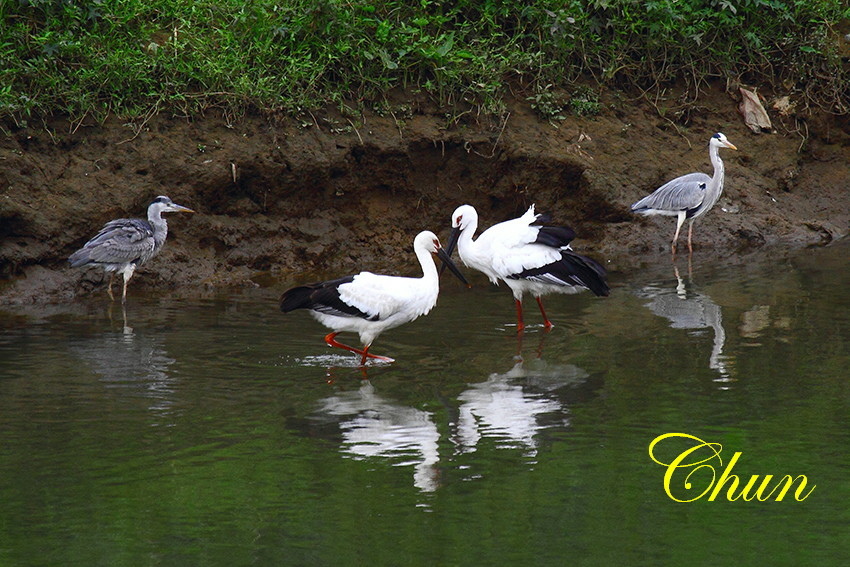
[455,215,462,224]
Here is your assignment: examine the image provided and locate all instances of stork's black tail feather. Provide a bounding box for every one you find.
[279,284,319,313]
[281,276,356,312]
[562,250,609,297]
[509,250,610,297]
[279,275,376,320]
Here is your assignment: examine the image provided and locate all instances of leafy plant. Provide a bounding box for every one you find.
[0,0,847,122]
[568,86,600,117]
[527,86,567,122]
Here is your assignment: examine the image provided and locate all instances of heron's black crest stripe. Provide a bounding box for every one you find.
[279,276,379,320]
[508,250,609,297]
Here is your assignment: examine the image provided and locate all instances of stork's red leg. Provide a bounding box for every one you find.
[325,332,353,352]
[536,297,554,330]
[515,299,525,333]
[360,346,394,365]
[324,333,394,365]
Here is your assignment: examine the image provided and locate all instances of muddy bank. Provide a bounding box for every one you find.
[1,85,849,305]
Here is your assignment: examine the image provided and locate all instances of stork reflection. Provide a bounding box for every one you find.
[315,381,441,492]
[315,353,594,491]
[453,357,588,457]
[636,265,731,381]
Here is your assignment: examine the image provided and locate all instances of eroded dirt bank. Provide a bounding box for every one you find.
[1,85,848,305]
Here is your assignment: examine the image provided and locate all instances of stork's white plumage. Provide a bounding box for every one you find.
[444,204,609,332]
[280,231,468,365]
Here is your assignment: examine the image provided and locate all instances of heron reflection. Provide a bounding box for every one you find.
[315,381,441,492]
[636,265,731,381]
[69,306,177,413]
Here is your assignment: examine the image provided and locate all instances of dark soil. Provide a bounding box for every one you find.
[1,83,849,305]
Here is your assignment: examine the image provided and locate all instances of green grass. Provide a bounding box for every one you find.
[1,0,848,122]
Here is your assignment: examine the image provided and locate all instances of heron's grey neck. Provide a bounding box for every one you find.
[148,206,169,250]
[696,144,725,219]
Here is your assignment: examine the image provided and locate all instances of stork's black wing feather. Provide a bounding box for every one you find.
[509,250,609,297]
[279,276,379,320]
[532,225,576,249]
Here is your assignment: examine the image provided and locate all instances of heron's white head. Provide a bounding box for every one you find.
[710,133,737,151]
[450,204,478,231]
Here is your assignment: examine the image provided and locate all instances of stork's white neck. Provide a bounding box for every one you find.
[457,216,504,285]
[456,216,479,263]
[408,242,442,321]
[416,245,439,283]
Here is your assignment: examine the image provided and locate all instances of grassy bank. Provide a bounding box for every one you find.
[1,0,848,122]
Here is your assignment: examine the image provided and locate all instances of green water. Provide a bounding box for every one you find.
[1,241,849,566]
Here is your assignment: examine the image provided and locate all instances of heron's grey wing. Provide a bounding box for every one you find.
[76,219,155,264]
[631,173,711,213]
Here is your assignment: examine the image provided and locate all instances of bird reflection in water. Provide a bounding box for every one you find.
[69,305,177,415]
[315,336,595,491]
[315,381,441,492]
[453,357,588,459]
[636,264,732,384]
[108,302,134,335]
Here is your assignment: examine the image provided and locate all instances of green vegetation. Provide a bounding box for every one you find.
[1,0,848,122]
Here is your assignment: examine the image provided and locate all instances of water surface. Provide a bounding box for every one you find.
[2,241,849,565]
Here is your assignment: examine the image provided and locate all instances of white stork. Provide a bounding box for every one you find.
[280,231,468,365]
[444,204,609,332]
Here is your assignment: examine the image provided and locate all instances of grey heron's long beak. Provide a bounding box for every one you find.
[725,142,738,151]
[438,225,462,276]
[169,204,196,213]
[435,246,469,287]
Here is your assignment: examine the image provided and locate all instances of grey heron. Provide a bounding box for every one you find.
[68,195,195,302]
[279,231,469,365]
[443,204,609,333]
[631,132,737,254]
